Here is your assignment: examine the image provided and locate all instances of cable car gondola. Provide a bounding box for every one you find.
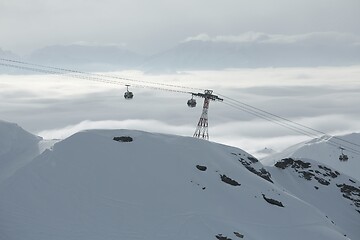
[187,95,197,108]
[124,84,133,99]
[339,147,349,161]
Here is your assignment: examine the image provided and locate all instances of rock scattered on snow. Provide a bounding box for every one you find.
[262,194,284,207]
[275,158,311,169]
[220,174,240,186]
[113,136,133,142]
[336,183,360,208]
[275,158,335,186]
[233,232,244,238]
[232,152,273,183]
[239,158,273,183]
[196,165,207,171]
[247,156,259,163]
[216,234,232,240]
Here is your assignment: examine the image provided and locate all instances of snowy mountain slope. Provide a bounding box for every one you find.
[268,158,360,239]
[0,120,41,182]
[0,120,56,182]
[261,133,360,181]
[0,129,350,240]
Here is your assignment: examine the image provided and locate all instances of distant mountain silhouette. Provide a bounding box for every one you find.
[2,32,360,73]
[141,39,360,72]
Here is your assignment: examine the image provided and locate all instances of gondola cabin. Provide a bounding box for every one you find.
[339,147,348,161]
[187,95,197,107]
[124,85,133,99]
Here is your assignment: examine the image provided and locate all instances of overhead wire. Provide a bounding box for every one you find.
[219,95,360,156]
[0,61,191,94]
[1,57,360,155]
[217,93,360,149]
[0,58,204,92]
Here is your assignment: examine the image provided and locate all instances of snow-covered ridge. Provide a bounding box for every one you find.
[269,157,360,238]
[0,120,41,155]
[262,133,360,181]
[0,120,56,182]
[0,125,355,240]
[1,120,359,239]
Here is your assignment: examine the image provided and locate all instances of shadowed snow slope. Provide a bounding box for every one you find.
[0,128,352,240]
[269,158,360,239]
[261,133,360,181]
[0,120,42,182]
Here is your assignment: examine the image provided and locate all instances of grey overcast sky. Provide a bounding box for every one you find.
[1,0,360,55]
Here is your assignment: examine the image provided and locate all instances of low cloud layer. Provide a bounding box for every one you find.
[1,66,360,157]
[184,32,360,46]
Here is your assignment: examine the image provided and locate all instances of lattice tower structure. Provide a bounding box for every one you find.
[193,90,223,140]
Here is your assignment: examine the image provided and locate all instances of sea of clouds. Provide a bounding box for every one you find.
[1,66,359,157]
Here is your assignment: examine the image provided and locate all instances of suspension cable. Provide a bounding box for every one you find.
[0,61,190,94]
[221,100,360,156]
[217,93,360,149]
[1,58,359,154]
[0,58,204,92]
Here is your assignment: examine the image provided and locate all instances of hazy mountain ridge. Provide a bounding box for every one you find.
[143,39,360,71]
[0,120,358,239]
[1,31,360,73]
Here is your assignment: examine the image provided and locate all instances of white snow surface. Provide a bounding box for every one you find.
[261,133,360,181]
[0,122,356,240]
[0,120,58,183]
[268,158,360,239]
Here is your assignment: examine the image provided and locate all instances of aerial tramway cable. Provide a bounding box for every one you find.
[0,58,204,92]
[216,93,360,149]
[1,57,359,155]
[0,61,191,94]
[221,99,360,156]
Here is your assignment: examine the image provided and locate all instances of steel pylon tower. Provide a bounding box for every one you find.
[192,90,223,140]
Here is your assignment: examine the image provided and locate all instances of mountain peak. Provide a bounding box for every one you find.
[0,125,355,240]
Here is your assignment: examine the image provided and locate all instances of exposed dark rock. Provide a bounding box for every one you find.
[318,165,331,171]
[318,165,339,178]
[247,156,259,163]
[337,183,360,195]
[234,232,244,238]
[202,187,206,190]
[216,234,232,240]
[314,186,319,190]
[300,171,315,180]
[262,194,284,207]
[238,159,273,183]
[314,176,330,186]
[349,179,356,183]
[113,136,133,142]
[196,165,207,171]
[220,174,240,186]
[275,158,311,169]
[336,183,360,208]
